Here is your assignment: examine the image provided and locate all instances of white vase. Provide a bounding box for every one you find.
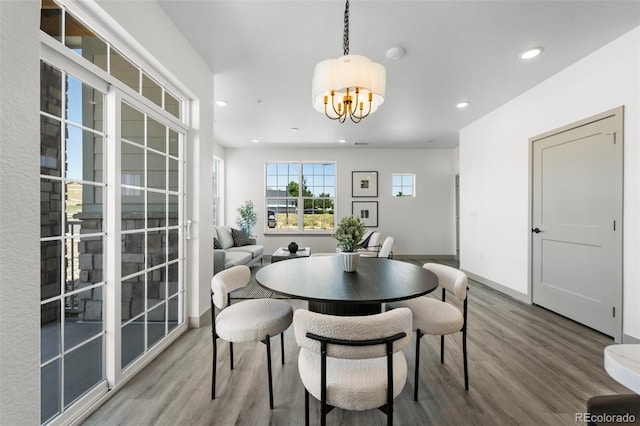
[341,252,360,272]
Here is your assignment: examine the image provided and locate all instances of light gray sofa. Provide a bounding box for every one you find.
[213,225,264,275]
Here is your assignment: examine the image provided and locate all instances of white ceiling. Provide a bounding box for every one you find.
[158,0,640,149]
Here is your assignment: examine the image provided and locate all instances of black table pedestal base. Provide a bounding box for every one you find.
[308,301,382,316]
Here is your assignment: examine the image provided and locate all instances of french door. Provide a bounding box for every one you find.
[40,46,188,424]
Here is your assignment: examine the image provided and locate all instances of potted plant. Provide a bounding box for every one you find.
[236,200,258,236]
[334,215,365,272]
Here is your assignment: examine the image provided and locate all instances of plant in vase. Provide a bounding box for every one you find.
[334,215,365,272]
[236,200,258,236]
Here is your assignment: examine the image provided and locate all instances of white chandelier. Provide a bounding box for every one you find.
[312,0,386,124]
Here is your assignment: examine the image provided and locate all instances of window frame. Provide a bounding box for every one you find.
[212,157,223,226]
[39,2,190,424]
[392,173,416,197]
[264,161,336,234]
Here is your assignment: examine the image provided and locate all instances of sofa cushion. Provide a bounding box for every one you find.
[227,245,264,259]
[224,251,252,269]
[215,226,235,249]
[231,228,252,246]
[213,237,223,249]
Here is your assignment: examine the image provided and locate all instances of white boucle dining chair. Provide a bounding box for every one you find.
[359,231,383,257]
[293,307,413,426]
[377,237,395,259]
[210,265,293,409]
[386,263,469,400]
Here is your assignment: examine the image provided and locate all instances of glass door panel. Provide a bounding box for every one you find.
[119,100,184,374]
[40,60,107,422]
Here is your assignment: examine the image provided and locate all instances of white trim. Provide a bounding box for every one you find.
[40,23,186,131]
[105,86,123,388]
[60,0,194,112]
[462,269,531,305]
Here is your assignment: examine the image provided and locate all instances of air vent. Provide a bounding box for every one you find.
[354,142,368,146]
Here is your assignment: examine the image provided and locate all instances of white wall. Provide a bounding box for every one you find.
[224,148,457,256]
[96,1,215,326]
[0,1,41,423]
[460,27,640,340]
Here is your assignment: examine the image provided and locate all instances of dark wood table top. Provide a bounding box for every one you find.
[255,256,438,308]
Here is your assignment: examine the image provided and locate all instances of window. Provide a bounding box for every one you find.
[40,60,108,424]
[265,162,336,232]
[213,157,222,226]
[40,0,182,120]
[392,174,415,197]
[40,2,187,424]
[119,100,184,370]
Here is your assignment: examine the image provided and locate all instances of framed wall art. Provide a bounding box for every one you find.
[352,171,378,197]
[352,201,378,227]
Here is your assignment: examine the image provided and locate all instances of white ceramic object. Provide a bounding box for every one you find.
[341,252,360,272]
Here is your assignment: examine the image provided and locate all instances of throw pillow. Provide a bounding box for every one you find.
[213,237,222,249]
[359,230,373,249]
[231,228,252,247]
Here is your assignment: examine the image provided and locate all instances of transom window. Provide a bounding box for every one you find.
[40,0,181,119]
[265,162,336,232]
[392,173,415,197]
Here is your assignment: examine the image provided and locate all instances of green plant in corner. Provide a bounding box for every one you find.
[334,215,365,253]
[236,200,258,236]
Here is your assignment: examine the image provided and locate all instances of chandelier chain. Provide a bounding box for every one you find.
[343,0,350,55]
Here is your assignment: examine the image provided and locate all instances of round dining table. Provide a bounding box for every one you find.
[255,255,439,315]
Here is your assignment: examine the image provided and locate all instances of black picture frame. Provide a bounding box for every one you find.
[352,171,378,197]
[352,201,378,227]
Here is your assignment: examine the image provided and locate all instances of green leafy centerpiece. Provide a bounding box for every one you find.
[334,215,365,272]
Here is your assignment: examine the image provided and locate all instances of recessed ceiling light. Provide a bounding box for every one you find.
[291,127,299,132]
[338,139,347,143]
[456,101,469,109]
[519,47,543,60]
[215,100,228,106]
[251,138,260,143]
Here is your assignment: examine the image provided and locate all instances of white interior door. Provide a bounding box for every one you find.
[532,108,623,340]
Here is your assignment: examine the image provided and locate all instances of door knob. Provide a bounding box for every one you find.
[532,227,541,233]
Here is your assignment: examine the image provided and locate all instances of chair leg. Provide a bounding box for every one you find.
[440,334,445,364]
[265,336,274,409]
[212,337,217,399]
[321,401,326,426]
[414,330,423,401]
[304,389,310,426]
[388,384,394,426]
[229,341,234,370]
[281,332,285,365]
[463,329,469,390]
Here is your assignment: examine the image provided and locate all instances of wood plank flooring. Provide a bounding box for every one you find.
[83,259,630,425]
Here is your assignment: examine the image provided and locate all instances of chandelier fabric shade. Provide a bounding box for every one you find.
[312,54,386,121]
[312,0,387,123]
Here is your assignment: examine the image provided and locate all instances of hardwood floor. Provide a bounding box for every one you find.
[83,259,629,425]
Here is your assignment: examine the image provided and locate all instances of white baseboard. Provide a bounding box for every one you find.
[189,309,212,329]
[461,269,531,304]
[623,333,640,344]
